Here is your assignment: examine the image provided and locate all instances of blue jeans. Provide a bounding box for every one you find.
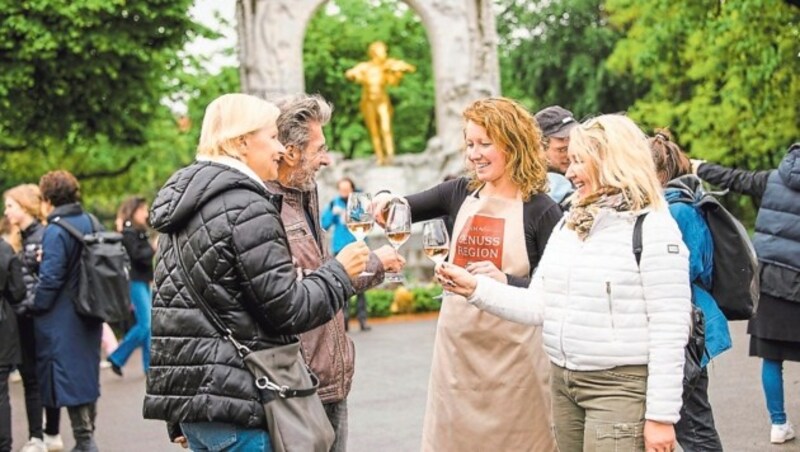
[763,358,788,425]
[180,422,272,452]
[109,281,151,371]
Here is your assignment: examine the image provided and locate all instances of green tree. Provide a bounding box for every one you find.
[496,0,644,118]
[606,0,800,169]
[303,0,435,159]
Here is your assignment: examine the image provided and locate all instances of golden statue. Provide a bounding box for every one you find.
[346,41,416,165]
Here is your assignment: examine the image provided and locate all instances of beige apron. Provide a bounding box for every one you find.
[421,191,556,452]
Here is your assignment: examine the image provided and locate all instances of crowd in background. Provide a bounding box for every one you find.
[0,91,797,452]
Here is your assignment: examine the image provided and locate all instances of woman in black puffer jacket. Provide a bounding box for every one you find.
[143,93,370,451]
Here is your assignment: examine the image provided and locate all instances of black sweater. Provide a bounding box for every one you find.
[405,177,563,287]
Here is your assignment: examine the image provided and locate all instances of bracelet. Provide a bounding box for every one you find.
[374,189,392,197]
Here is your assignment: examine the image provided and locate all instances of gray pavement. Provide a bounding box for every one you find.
[9,318,800,451]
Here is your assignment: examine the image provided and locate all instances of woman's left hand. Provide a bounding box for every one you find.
[435,263,478,297]
[644,420,676,452]
[465,260,507,284]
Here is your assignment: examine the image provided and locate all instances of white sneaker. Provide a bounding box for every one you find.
[771,422,796,444]
[100,360,112,370]
[19,437,47,452]
[43,434,64,452]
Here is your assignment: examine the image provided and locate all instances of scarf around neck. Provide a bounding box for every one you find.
[564,188,635,241]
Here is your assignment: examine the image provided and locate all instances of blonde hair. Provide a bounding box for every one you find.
[4,184,45,222]
[197,93,281,159]
[0,218,21,253]
[462,97,548,200]
[569,115,666,210]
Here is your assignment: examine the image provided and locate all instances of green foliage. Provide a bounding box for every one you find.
[0,0,203,146]
[303,0,435,159]
[361,289,395,318]
[496,0,644,118]
[0,1,233,220]
[410,285,443,313]
[606,0,800,169]
[354,285,443,318]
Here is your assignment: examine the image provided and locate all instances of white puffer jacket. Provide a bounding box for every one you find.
[469,207,691,424]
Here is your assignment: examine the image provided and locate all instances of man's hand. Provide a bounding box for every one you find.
[644,420,676,452]
[335,241,371,280]
[372,244,406,273]
[465,261,507,284]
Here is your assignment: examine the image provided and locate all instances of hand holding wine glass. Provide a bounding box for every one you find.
[422,219,451,298]
[384,202,411,282]
[346,192,375,276]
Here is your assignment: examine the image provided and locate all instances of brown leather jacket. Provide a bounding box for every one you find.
[265,181,385,404]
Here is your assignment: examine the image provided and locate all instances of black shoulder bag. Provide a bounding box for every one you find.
[170,235,335,452]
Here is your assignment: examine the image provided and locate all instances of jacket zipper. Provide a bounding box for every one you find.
[606,281,616,339]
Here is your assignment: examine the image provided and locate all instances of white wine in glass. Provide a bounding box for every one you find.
[346,192,375,276]
[384,202,411,283]
[422,219,451,298]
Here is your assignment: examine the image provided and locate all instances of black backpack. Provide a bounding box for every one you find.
[633,213,705,393]
[52,215,131,323]
[666,175,759,320]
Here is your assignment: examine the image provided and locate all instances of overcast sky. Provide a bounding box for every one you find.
[185,0,238,70]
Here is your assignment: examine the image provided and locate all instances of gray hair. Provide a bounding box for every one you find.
[275,94,333,151]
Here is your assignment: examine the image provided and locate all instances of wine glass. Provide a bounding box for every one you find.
[384,202,411,283]
[422,219,451,299]
[346,192,375,277]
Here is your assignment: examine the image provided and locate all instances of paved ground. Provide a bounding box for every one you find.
[9,318,800,451]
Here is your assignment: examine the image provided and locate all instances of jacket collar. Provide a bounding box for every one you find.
[196,155,267,190]
[21,220,43,240]
[47,202,83,222]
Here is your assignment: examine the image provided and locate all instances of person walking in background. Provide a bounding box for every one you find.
[438,114,692,452]
[0,218,26,452]
[4,184,63,452]
[106,196,154,377]
[32,171,103,452]
[142,93,370,450]
[374,97,563,451]
[693,143,800,444]
[321,177,372,332]
[649,131,730,450]
[534,105,577,205]
[270,94,404,451]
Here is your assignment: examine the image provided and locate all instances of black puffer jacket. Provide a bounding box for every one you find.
[143,160,355,429]
[14,221,44,316]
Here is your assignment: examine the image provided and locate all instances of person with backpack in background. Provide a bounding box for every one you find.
[106,196,154,377]
[649,130,731,451]
[4,184,64,452]
[31,170,102,452]
[437,114,692,452]
[0,218,26,452]
[693,143,800,444]
[321,177,373,332]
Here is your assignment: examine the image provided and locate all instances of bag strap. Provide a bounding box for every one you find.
[169,234,252,358]
[51,217,86,245]
[632,213,649,267]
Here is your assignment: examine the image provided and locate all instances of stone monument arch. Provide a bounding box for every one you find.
[236,0,500,156]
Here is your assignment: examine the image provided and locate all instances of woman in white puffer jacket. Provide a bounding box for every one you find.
[438,114,691,452]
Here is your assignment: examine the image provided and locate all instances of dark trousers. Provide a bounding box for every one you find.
[675,367,723,451]
[17,315,44,440]
[343,293,368,331]
[0,365,12,452]
[67,403,98,452]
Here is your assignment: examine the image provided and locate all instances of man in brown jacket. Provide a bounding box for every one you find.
[267,94,404,452]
